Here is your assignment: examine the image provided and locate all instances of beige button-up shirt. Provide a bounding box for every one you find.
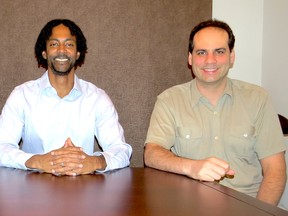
[145,78,286,197]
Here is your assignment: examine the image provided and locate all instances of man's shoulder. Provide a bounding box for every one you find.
[76,78,114,107]
[13,72,49,93]
[230,79,269,98]
[77,78,106,96]
[158,80,192,99]
[13,79,39,93]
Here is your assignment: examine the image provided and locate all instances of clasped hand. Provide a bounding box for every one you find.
[26,138,101,176]
[49,138,87,176]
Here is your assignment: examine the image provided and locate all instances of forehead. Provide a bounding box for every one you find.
[193,27,229,49]
[49,24,75,40]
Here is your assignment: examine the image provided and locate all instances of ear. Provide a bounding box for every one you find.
[76,52,80,60]
[188,52,193,66]
[229,49,235,68]
[42,51,47,59]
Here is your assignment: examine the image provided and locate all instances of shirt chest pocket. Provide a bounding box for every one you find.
[176,127,202,139]
[174,127,203,158]
[225,126,256,158]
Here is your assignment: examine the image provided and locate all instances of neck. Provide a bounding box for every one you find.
[48,70,75,98]
[196,78,227,106]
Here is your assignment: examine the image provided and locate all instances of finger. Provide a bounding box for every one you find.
[200,164,226,181]
[211,164,227,177]
[51,170,62,176]
[226,169,235,177]
[200,173,220,182]
[52,164,76,175]
[53,147,84,157]
[65,171,80,176]
[64,137,75,147]
[61,161,83,169]
[52,157,84,169]
[209,158,235,177]
[63,164,86,176]
[68,166,94,175]
[198,167,219,181]
[213,169,235,182]
[207,170,224,181]
[210,158,230,170]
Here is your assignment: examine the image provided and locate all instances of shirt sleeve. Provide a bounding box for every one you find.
[254,95,286,159]
[145,95,176,149]
[0,89,34,169]
[93,93,132,172]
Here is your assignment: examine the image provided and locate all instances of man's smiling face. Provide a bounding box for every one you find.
[42,24,80,76]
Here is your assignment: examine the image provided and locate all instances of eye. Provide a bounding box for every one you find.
[215,49,226,55]
[65,42,75,47]
[49,42,59,47]
[196,50,206,56]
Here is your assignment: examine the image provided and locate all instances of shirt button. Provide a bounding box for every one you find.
[213,111,217,115]
[214,136,219,140]
[185,135,190,139]
[243,133,248,138]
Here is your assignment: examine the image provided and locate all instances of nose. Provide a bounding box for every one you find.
[205,53,216,64]
[57,43,66,53]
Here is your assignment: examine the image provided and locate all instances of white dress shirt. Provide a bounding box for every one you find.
[0,71,132,172]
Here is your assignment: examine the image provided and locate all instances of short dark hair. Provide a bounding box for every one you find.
[188,19,235,53]
[34,19,87,69]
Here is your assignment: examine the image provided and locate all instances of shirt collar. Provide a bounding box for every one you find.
[190,78,233,108]
[38,71,83,101]
[225,78,233,97]
[38,71,51,91]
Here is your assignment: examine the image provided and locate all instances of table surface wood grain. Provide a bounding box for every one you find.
[0,167,287,216]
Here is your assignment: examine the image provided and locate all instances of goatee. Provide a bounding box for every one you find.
[50,55,75,76]
[51,64,73,76]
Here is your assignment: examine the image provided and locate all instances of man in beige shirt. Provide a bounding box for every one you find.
[144,19,286,206]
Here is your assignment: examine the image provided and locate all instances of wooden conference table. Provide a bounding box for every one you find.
[0,167,287,216]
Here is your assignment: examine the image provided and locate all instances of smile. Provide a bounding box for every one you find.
[55,58,69,62]
[203,68,217,73]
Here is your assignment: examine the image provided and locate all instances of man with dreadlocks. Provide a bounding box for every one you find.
[0,19,132,176]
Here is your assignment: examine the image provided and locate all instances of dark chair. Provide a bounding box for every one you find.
[278,114,288,210]
[278,114,288,135]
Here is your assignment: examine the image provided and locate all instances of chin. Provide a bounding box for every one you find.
[52,70,72,76]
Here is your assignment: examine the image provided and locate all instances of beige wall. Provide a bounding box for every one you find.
[0,0,212,167]
[212,0,263,85]
[213,0,288,118]
[262,0,288,118]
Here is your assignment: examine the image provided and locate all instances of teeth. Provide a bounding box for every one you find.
[55,58,68,62]
[205,69,216,72]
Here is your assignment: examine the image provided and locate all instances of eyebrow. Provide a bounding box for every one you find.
[194,47,227,52]
[194,48,206,52]
[47,38,76,42]
[215,48,226,51]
